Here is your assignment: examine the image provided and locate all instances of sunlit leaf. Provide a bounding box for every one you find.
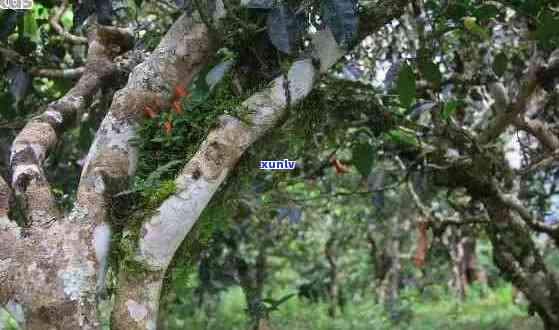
[463,16,490,41]
[385,129,418,146]
[23,10,39,42]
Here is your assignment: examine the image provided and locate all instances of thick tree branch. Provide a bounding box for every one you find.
[63,15,216,330]
[478,55,540,145]
[478,49,559,145]
[521,149,559,174]
[10,25,133,225]
[492,180,559,237]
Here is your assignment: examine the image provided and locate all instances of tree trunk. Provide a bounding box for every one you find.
[483,198,559,329]
[376,215,402,316]
[237,243,268,330]
[325,236,340,318]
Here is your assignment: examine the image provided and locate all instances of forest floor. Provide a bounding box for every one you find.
[167,284,544,330]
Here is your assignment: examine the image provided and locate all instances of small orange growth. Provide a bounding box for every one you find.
[163,121,173,135]
[331,158,349,174]
[172,100,182,114]
[143,105,157,119]
[413,221,429,268]
[173,85,189,99]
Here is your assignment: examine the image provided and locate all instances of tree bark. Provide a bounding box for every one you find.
[325,236,340,318]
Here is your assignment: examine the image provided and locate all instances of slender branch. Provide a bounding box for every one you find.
[478,49,541,144]
[30,67,85,78]
[293,179,405,202]
[50,0,87,44]
[515,117,559,151]
[0,47,24,63]
[520,149,559,174]
[494,181,559,234]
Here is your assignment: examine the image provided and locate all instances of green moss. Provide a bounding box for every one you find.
[144,180,177,210]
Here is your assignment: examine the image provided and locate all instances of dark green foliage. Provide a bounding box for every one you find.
[418,60,441,89]
[492,52,508,77]
[352,142,374,177]
[396,63,416,109]
[535,10,559,49]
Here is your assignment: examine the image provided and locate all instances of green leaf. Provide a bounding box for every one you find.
[472,4,499,22]
[492,52,507,77]
[445,3,468,21]
[352,142,375,177]
[385,129,418,147]
[396,63,416,109]
[463,16,490,41]
[321,0,359,48]
[442,99,466,120]
[535,11,559,49]
[418,60,442,88]
[60,5,74,30]
[0,92,15,120]
[23,10,39,42]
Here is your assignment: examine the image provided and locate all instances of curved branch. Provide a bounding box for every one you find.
[50,0,87,44]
